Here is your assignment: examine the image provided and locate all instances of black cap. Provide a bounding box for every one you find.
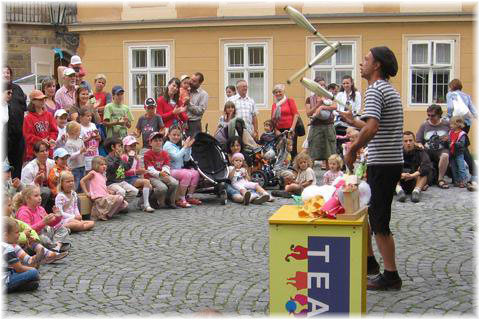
[370,46,398,79]
[144,97,157,108]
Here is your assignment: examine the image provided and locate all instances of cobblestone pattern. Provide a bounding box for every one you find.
[4,170,475,316]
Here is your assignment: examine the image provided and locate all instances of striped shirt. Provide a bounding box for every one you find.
[360,80,403,165]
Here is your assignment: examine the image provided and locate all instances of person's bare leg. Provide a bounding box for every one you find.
[374,233,397,271]
[415,176,428,190]
[438,153,449,181]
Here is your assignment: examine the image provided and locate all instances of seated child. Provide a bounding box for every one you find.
[121,135,155,212]
[163,126,202,208]
[259,120,275,146]
[14,186,70,252]
[228,152,271,205]
[104,137,139,208]
[80,156,127,221]
[143,132,179,209]
[3,217,40,293]
[5,195,68,265]
[47,148,71,199]
[55,171,95,232]
[323,154,344,185]
[4,163,23,199]
[285,152,316,195]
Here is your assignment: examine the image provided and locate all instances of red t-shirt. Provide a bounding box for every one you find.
[143,149,171,179]
[271,98,299,130]
[93,91,111,121]
[23,111,58,161]
[156,96,188,128]
[449,129,463,154]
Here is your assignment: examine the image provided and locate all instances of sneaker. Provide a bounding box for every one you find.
[186,197,202,205]
[268,195,275,202]
[43,251,69,264]
[175,199,192,208]
[243,191,251,206]
[397,189,406,202]
[367,273,402,291]
[143,206,155,213]
[411,191,420,203]
[59,243,71,253]
[251,194,269,205]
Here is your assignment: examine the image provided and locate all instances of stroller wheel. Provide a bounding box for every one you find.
[251,170,267,188]
[220,189,227,205]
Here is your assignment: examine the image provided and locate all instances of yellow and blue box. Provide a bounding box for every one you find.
[269,205,367,316]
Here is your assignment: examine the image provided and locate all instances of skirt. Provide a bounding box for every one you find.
[307,124,336,161]
[91,195,125,221]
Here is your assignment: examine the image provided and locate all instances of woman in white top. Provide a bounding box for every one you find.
[335,75,362,116]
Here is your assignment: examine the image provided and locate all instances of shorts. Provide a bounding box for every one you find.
[125,175,139,186]
[367,164,402,236]
[426,148,448,165]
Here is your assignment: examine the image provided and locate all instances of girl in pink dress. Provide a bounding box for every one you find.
[79,156,127,221]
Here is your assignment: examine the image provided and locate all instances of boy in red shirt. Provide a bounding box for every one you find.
[143,132,179,208]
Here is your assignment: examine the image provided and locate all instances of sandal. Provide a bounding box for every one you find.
[438,180,449,189]
[421,184,429,192]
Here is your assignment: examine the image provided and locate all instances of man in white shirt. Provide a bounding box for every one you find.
[228,80,259,139]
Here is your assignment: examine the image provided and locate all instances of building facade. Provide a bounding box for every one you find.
[70,2,475,148]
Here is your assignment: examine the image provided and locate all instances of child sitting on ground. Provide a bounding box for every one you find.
[143,132,179,209]
[55,171,95,232]
[3,217,40,293]
[47,148,71,199]
[323,154,344,185]
[80,156,127,221]
[228,152,272,205]
[104,137,139,208]
[5,195,68,265]
[121,135,155,212]
[285,152,316,195]
[14,186,70,253]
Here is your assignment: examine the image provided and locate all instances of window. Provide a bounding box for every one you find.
[224,43,267,107]
[311,41,356,85]
[128,45,170,108]
[408,40,454,105]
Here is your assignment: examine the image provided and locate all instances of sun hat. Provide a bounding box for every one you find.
[70,55,82,65]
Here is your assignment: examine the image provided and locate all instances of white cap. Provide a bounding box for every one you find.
[70,55,82,65]
[63,68,76,76]
[54,109,68,118]
[53,148,70,159]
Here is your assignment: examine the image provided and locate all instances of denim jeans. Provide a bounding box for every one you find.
[72,166,86,192]
[6,268,39,293]
[451,154,468,183]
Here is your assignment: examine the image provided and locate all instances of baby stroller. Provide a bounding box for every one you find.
[214,117,260,152]
[250,131,291,188]
[190,132,229,205]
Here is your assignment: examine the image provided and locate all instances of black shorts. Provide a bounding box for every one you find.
[367,164,402,236]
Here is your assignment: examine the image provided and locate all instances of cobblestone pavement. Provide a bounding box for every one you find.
[4,168,476,317]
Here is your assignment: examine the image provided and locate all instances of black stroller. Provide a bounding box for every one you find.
[190,132,229,205]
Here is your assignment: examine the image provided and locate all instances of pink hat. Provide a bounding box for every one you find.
[232,152,244,161]
[29,90,47,100]
[122,135,137,146]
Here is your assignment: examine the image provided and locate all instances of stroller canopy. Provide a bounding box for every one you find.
[191,132,229,182]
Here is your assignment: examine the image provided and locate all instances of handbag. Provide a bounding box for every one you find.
[295,116,305,137]
[452,94,471,118]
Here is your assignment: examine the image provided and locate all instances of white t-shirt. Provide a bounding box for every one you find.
[65,138,85,169]
[80,122,99,171]
[55,126,67,150]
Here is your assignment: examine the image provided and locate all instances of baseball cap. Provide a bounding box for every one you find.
[3,163,13,172]
[29,90,47,101]
[180,74,190,82]
[53,148,70,159]
[63,68,76,77]
[112,85,125,95]
[144,97,157,108]
[54,109,68,118]
[122,135,138,146]
[149,131,164,141]
[70,55,82,65]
